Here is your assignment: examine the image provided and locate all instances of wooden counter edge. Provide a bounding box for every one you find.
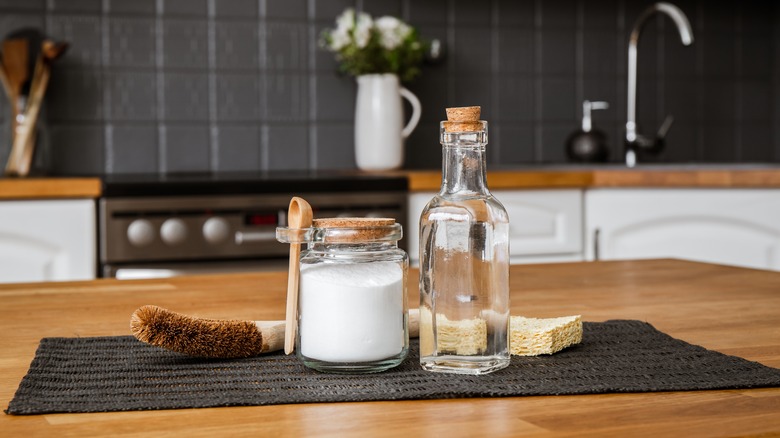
[405,169,780,191]
[0,178,102,199]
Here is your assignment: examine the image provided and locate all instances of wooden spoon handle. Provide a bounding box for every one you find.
[285,243,301,355]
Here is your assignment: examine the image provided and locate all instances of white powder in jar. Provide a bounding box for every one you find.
[298,261,405,362]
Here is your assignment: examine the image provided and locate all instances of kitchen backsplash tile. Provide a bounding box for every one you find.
[108,125,159,173]
[0,0,776,175]
[163,125,210,172]
[215,125,261,171]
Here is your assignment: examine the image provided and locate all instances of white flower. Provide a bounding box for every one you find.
[329,28,351,50]
[354,12,373,48]
[375,16,412,50]
[335,8,355,33]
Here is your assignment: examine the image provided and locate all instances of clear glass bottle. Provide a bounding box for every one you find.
[418,119,510,375]
[277,218,409,374]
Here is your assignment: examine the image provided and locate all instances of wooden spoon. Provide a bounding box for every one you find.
[285,197,313,354]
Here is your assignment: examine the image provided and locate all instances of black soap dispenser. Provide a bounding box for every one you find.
[565,100,609,162]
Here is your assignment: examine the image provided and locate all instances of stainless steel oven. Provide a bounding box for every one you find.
[98,173,408,279]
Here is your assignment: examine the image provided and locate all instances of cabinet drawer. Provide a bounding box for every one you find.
[407,189,583,263]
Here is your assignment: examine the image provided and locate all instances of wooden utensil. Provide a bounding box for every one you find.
[285,197,313,355]
[4,40,68,176]
[1,39,29,122]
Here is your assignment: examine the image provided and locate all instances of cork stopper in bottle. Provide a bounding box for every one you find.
[443,106,483,132]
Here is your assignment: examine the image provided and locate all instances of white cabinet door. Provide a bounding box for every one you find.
[408,189,583,265]
[585,189,780,271]
[0,199,96,283]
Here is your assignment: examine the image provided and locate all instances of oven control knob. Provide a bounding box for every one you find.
[202,217,230,244]
[160,218,188,246]
[127,219,155,247]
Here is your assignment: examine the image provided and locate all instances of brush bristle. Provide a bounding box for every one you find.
[131,305,266,358]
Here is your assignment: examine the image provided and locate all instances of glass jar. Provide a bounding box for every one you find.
[418,119,511,375]
[277,218,409,374]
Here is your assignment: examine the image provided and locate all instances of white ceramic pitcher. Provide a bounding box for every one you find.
[354,73,421,171]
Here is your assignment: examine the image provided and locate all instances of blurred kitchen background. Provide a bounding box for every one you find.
[0,0,778,175]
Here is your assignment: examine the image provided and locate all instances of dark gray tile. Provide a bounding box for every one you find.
[106,71,157,121]
[265,73,308,121]
[109,124,158,173]
[636,75,658,129]
[541,29,575,75]
[583,29,617,77]
[495,75,533,122]
[362,0,401,17]
[403,120,439,169]
[452,0,491,27]
[216,125,261,171]
[49,125,105,174]
[540,0,576,29]
[215,20,259,70]
[702,80,735,122]
[540,77,575,122]
[47,68,104,121]
[49,0,101,13]
[702,32,736,78]
[740,1,772,36]
[0,14,45,35]
[312,0,354,21]
[539,125,570,162]
[497,28,533,73]
[312,22,340,72]
[0,0,44,11]
[701,123,736,162]
[164,125,210,172]
[162,19,209,69]
[215,0,258,18]
[314,123,354,169]
[265,22,307,71]
[451,75,492,120]
[495,124,535,164]
[663,29,697,78]
[741,80,771,122]
[266,0,307,19]
[740,123,773,162]
[406,68,447,122]
[314,74,354,122]
[664,79,698,123]
[267,124,308,170]
[659,123,698,162]
[162,72,209,121]
[163,0,207,17]
[109,0,155,15]
[701,0,736,32]
[582,0,616,31]
[452,27,492,74]
[496,0,533,28]
[108,16,156,68]
[48,15,103,67]
[408,0,447,26]
[741,35,771,78]
[216,73,260,121]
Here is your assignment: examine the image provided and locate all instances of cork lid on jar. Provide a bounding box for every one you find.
[313,217,402,243]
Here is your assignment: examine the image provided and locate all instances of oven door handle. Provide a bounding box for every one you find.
[235,231,277,245]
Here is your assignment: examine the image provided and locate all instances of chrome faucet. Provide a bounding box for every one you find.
[625,2,693,167]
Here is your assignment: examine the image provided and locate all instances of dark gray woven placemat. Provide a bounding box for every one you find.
[7,320,780,415]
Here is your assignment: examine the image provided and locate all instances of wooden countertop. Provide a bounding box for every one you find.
[3,166,780,200]
[405,167,780,191]
[0,177,102,199]
[2,259,779,436]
